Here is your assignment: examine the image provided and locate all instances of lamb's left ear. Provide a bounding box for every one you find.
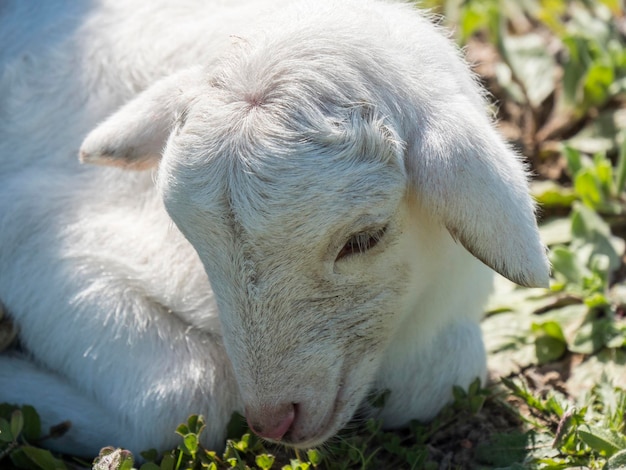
[79,66,205,169]
[406,98,550,288]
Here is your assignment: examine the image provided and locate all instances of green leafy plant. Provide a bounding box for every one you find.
[0,404,72,470]
[92,414,324,470]
[90,380,498,470]
[492,376,626,469]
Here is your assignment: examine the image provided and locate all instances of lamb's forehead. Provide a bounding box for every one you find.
[225,149,405,240]
[165,96,407,241]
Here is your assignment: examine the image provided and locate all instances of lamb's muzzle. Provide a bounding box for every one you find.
[245,402,296,441]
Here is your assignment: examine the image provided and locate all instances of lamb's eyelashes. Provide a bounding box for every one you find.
[335,225,388,261]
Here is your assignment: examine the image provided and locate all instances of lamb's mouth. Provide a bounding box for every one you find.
[266,383,357,448]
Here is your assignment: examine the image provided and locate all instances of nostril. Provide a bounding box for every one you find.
[245,402,296,441]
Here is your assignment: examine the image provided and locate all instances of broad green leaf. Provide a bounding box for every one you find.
[187,414,199,432]
[544,394,566,418]
[584,291,610,309]
[570,203,622,271]
[183,433,198,455]
[532,320,569,363]
[307,449,322,466]
[607,332,626,349]
[532,181,577,211]
[474,431,538,466]
[469,394,486,413]
[571,319,616,354]
[468,376,482,397]
[10,448,35,469]
[18,445,68,470]
[232,433,250,452]
[460,8,486,41]
[584,62,614,107]
[562,36,590,108]
[501,32,556,106]
[20,405,41,441]
[532,321,566,342]
[534,334,566,364]
[537,0,567,34]
[550,246,584,285]
[538,217,573,246]
[569,4,612,44]
[187,414,206,435]
[160,452,178,470]
[256,453,275,470]
[588,253,611,284]
[140,449,158,462]
[484,311,540,375]
[458,0,501,43]
[575,168,604,208]
[567,108,626,155]
[0,403,16,420]
[175,423,189,437]
[594,153,614,189]
[494,62,525,103]
[0,417,13,442]
[563,145,584,177]
[578,425,626,456]
[605,448,626,469]
[10,409,23,439]
[226,412,248,440]
[452,384,467,402]
[568,349,626,393]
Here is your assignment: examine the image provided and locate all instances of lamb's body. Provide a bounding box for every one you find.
[0,0,548,457]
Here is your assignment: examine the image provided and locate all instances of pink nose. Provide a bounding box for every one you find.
[245,403,296,441]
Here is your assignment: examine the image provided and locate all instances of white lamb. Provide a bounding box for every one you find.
[0,0,550,458]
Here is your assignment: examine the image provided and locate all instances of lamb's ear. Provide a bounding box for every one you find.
[79,67,205,169]
[406,102,550,288]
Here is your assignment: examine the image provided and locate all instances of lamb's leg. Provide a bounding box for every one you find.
[0,281,240,458]
[1,317,239,458]
[371,319,487,427]
[0,353,121,457]
[0,181,241,458]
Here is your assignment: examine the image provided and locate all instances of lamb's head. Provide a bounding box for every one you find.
[80,21,550,447]
[158,92,416,445]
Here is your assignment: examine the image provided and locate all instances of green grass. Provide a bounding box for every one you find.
[2,0,626,468]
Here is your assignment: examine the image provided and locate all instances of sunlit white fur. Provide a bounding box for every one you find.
[0,0,549,458]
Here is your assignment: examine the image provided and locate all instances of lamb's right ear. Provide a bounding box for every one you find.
[405,98,551,288]
[79,66,205,169]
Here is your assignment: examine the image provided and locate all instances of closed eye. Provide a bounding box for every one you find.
[336,225,388,261]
